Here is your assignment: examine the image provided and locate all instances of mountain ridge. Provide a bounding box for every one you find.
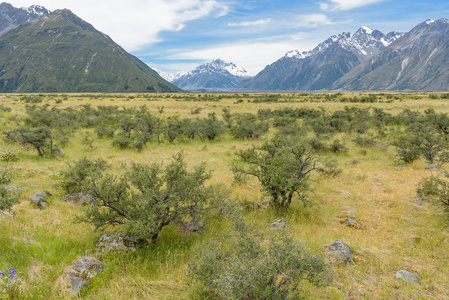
[0,7,181,93]
[239,26,404,91]
[171,59,253,91]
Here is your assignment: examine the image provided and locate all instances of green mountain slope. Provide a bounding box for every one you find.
[0,9,182,93]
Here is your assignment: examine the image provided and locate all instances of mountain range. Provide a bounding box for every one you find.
[334,19,449,91]
[239,27,404,91]
[166,19,449,92]
[0,2,49,36]
[168,59,252,91]
[0,4,180,93]
[1,2,449,92]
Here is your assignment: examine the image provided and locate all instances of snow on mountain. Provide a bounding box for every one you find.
[283,27,405,62]
[171,59,253,91]
[185,59,253,78]
[22,5,51,16]
[153,67,186,82]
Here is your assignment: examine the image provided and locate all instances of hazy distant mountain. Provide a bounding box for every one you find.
[240,27,403,91]
[153,68,186,83]
[0,2,49,36]
[334,19,449,91]
[171,59,253,91]
[0,8,181,93]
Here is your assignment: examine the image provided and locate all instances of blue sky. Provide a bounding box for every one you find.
[10,0,449,75]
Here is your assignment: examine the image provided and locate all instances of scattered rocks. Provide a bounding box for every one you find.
[270,218,288,229]
[341,192,351,199]
[59,193,95,206]
[95,232,140,253]
[30,190,51,209]
[64,256,104,295]
[179,221,204,234]
[326,239,354,264]
[395,270,421,284]
[345,219,361,229]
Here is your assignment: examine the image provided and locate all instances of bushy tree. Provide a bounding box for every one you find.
[232,135,320,208]
[188,219,330,299]
[60,157,109,194]
[5,126,53,156]
[71,153,226,241]
[230,113,269,139]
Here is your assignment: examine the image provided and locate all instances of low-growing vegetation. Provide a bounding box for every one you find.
[1,92,449,299]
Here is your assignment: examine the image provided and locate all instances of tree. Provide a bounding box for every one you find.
[232,135,320,208]
[5,126,53,156]
[72,153,226,241]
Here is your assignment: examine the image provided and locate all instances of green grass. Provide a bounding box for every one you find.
[1,92,449,299]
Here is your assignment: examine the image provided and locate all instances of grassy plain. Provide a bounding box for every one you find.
[1,92,449,299]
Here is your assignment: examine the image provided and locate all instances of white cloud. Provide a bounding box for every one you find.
[10,0,229,51]
[320,0,387,11]
[297,14,335,27]
[228,18,271,27]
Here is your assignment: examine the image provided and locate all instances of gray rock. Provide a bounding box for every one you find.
[270,218,288,229]
[30,196,48,208]
[95,232,140,253]
[340,209,356,218]
[34,190,52,198]
[180,221,204,234]
[345,219,361,229]
[60,193,95,206]
[65,256,104,295]
[7,185,22,192]
[326,239,354,264]
[395,270,421,284]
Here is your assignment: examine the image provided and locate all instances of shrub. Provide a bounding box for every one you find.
[230,114,269,139]
[0,168,21,212]
[5,126,54,156]
[392,134,421,164]
[328,139,348,153]
[0,148,20,162]
[74,153,227,241]
[233,135,320,208]
[59,157,109,194]
[188,219,330,299]
[416,175,445,201]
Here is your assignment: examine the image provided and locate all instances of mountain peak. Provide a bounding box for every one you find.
[171,59,253,90]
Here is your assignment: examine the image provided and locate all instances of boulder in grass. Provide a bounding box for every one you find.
[345,219,361,229]
[95,232,140,253]
[326,239,354,264]
[59,193,95,206]
[30,190,51,208]
[64,256,104,295]
[395,270,421,284]
[270,218,288,230]
[179,221,204,234]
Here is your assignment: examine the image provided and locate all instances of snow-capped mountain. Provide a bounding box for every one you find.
[0,3,50,36]
[153,68,186,82]
[172,59,253,91]
[334,18,449,91]
[240,26,404,91]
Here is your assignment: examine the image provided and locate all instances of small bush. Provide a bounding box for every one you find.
[59,157,109,194]
[416,175,445,201]
[328,139,348,153]
[188,219,330,299]
[0,148,21,162]
[0,168,21,212]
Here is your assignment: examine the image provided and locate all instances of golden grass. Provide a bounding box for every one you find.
[1,92,449,299]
